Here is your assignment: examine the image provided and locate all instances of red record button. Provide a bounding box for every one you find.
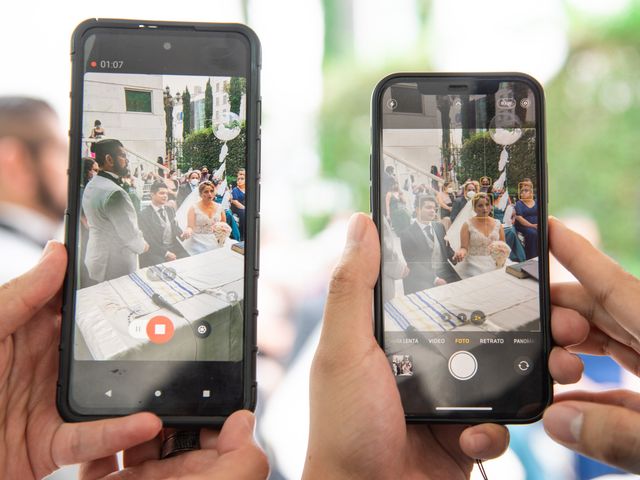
[147,316,175,344]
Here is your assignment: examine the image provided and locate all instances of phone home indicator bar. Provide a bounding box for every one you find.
[435,407,493,411]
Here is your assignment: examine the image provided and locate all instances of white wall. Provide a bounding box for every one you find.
[83,72,165,164]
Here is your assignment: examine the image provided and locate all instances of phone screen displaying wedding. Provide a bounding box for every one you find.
[373,75,551,422]
[59,22,259,422]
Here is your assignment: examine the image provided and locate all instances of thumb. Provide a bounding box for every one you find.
[543,400,640,473]
[318,213,380,356]
[0,241,67,339]
[216,410,257,455]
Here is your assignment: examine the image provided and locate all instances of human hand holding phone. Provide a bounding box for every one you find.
[544,217,640,474]
[0,242,162,478]
[303,214,510,480]
[79,410,268,479]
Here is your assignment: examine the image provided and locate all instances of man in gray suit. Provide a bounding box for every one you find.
[83,139,148,283]
[399,195,460,295]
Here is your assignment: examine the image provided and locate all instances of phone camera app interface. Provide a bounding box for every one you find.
[380,79,546,418]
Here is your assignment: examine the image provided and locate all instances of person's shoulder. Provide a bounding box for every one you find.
[140,205,154,216]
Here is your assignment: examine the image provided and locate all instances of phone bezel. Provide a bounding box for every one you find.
[371,72,552,424]
[57,18,261,427]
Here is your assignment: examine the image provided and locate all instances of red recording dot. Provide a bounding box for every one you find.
[90,61,97,68]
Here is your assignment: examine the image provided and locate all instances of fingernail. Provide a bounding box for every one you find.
[468,432,491,455]
[544,404,583,444]
[346,213,367,245]
[244,412,256,433]
[40,241,56,261]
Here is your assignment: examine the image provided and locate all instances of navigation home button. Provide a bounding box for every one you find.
[448,351,478,381]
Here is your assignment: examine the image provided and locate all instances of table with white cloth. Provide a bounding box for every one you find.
[74,245,244,361]
[384,260,540,333]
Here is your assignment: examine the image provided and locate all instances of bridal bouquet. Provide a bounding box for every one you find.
[213,222,232,246]
[488,240,511,268]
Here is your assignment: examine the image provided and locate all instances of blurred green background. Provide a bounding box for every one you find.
[316,0,640,275]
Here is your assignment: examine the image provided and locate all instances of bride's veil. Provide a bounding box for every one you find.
[176,188,200,231]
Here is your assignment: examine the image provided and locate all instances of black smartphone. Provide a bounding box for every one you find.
[372,73,551,423]
[58,19,261,427]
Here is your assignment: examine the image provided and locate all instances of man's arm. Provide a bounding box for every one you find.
[106,190,147,254]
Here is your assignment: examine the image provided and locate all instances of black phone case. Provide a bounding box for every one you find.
[57,18,261,427]
[371,72,552,424]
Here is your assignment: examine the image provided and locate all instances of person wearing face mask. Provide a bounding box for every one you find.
[514,178,538,260]
[450,180,478,222]
[177,170,201,208]
[436,180,455,230]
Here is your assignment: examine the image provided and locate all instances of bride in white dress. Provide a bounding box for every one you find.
[453,193,506,279]
[182,181,231,255]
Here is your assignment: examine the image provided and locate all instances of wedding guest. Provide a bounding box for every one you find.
[386,181,410,234]
[138,181,190,267]
[200,165,212,182]
[231,168,246,240]
[177,170,201,207]
[492,186,526,262]
[436,180,455,230]
[514,178,538,260]
[82,157,99,186]
[480,176,492,193]
[165,168,179,206]
[450,181,478,222]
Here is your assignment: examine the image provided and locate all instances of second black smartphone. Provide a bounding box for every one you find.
[372,73,551,423]
[58,19,260,426]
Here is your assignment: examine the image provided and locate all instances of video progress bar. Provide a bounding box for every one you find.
[436,407,493,411]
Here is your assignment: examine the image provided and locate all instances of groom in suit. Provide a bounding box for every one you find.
[400,195,460,295]
[138,180,190,267]
[82,139,148,283]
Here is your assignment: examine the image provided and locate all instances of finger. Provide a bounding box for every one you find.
[548,346,584,384]
[459,424,510,460]
[79,455,119,480]
[553,389,640,413]
[549,217,640,338]
[216,410,257,455]
[543,398,640,473]
[52,412,162,466]
[122,433,162,467]
[567,327,640,377]
[199,428,220,450]
[319,213,380,356]
[0,241,66,339]
[550,305,589,347]
[552,283,640,351]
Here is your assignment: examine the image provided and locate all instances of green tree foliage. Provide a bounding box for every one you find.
[226,77,246,115]
[182,87,192,139]
[204,79,213,129]
[181,125,246,180]
[458,130,537,197]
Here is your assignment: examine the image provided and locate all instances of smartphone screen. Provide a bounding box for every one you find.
[374,75,550,421]
[61,22,259,422]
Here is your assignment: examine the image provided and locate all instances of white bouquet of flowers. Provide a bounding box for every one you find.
[488,240,511,268]
[213,222,232,246]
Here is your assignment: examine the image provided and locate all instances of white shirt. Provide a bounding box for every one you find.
[0,202,63,284]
